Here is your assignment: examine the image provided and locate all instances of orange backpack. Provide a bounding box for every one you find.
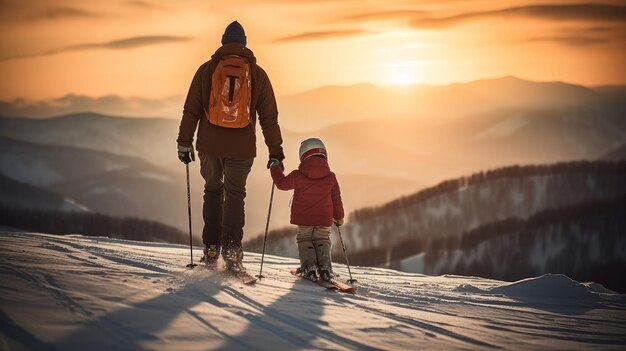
[206,55,251,128]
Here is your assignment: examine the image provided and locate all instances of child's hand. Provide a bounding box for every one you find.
[334,218,344,227]
[267,151,285,169]
[267,158,284,170]
[268,158,280,167]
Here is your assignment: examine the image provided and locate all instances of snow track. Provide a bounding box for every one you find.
[1,232,625,350]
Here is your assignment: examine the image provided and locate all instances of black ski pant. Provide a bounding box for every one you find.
[199,153,253,257]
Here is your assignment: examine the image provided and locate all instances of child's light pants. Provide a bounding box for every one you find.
[296,226,332,272]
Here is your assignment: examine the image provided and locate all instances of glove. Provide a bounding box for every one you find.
[267,149,285,169]
[334,218,344,227]
[268,158,283,170]
[177,145,195,164]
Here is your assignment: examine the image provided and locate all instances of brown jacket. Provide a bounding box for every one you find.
[177,43,283,159]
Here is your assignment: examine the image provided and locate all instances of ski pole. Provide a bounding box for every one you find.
[257,182,275,279]
[185,163,197,269]
[336,226,357,284]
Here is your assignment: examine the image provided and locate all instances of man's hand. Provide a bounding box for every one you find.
[267,150,285,169]
[178,145,195,164]
[334,218,344,227]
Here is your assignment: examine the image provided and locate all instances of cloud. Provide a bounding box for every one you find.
[0,36,192,61]
[274,29,367,43]
[342,4,626,29]
[0,3,103,22]
[127,0,155,8]
[341,9,426,22]
[0,94,185,119]
[586,26,619,33]
[521,25,626,47]
[26,6,102,20]
[525,35,611,47]
[126,1,165,10]
[411,3,626,28]
[72,36,191,49]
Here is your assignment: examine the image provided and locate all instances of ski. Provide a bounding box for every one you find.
[325,278,357,293]
[290,269,357,293]
[196,263,257,285]
[231,270,257,285]
[290,269,337,289]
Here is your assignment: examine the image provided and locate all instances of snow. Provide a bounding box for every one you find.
[398,252,425,273]
[454,274,618,301]
[0,155,63,186]
[424,200,461,219]
[527,228,570,272]
[489,274,599,300]
[1,231,625,350]
[135,171,174,183]
[474,114,529,140]
[584,282,618,295]
[60,198,90,212]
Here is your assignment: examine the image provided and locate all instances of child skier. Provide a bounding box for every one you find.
[269,138,344,281]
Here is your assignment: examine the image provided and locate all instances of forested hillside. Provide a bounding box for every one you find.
[0,206,186,244]
[246,161,626,291]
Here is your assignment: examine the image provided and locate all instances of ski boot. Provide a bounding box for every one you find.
[297,265,319,281]
[200,244,219,269]
[223,247,246,273]
[318,267,335,282]
[314,240,334,281]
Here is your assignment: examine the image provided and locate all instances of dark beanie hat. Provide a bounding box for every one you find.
[222,21,247,46]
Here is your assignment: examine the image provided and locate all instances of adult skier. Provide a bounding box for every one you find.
[177,20,284,273]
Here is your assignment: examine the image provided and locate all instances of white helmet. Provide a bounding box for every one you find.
[299,138,327,161]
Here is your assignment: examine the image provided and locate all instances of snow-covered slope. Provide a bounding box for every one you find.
[1,232,625,350]
[0,113,179,168]
[0,136,193,233]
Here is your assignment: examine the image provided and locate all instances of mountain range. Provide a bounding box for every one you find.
[0,136,190,239]
[278,76,624,131]
[1,76,624,240]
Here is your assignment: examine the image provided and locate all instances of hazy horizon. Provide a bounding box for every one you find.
[1,75,623,120]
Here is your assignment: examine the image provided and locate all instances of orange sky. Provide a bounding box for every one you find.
[0,0,625,101]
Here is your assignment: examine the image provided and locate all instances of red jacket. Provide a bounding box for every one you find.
[270,156,344,226]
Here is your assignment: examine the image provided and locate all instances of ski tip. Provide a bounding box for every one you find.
[236,271,257,286]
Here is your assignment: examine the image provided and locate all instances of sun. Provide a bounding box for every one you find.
[388,65,416,85]
[380,61,421,86]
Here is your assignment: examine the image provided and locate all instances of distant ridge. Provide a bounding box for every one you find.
[2,76,622,121]
[351,160,626,220]
[0,174,86,212]
[0,94,183,119]
[279,75,613,131]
